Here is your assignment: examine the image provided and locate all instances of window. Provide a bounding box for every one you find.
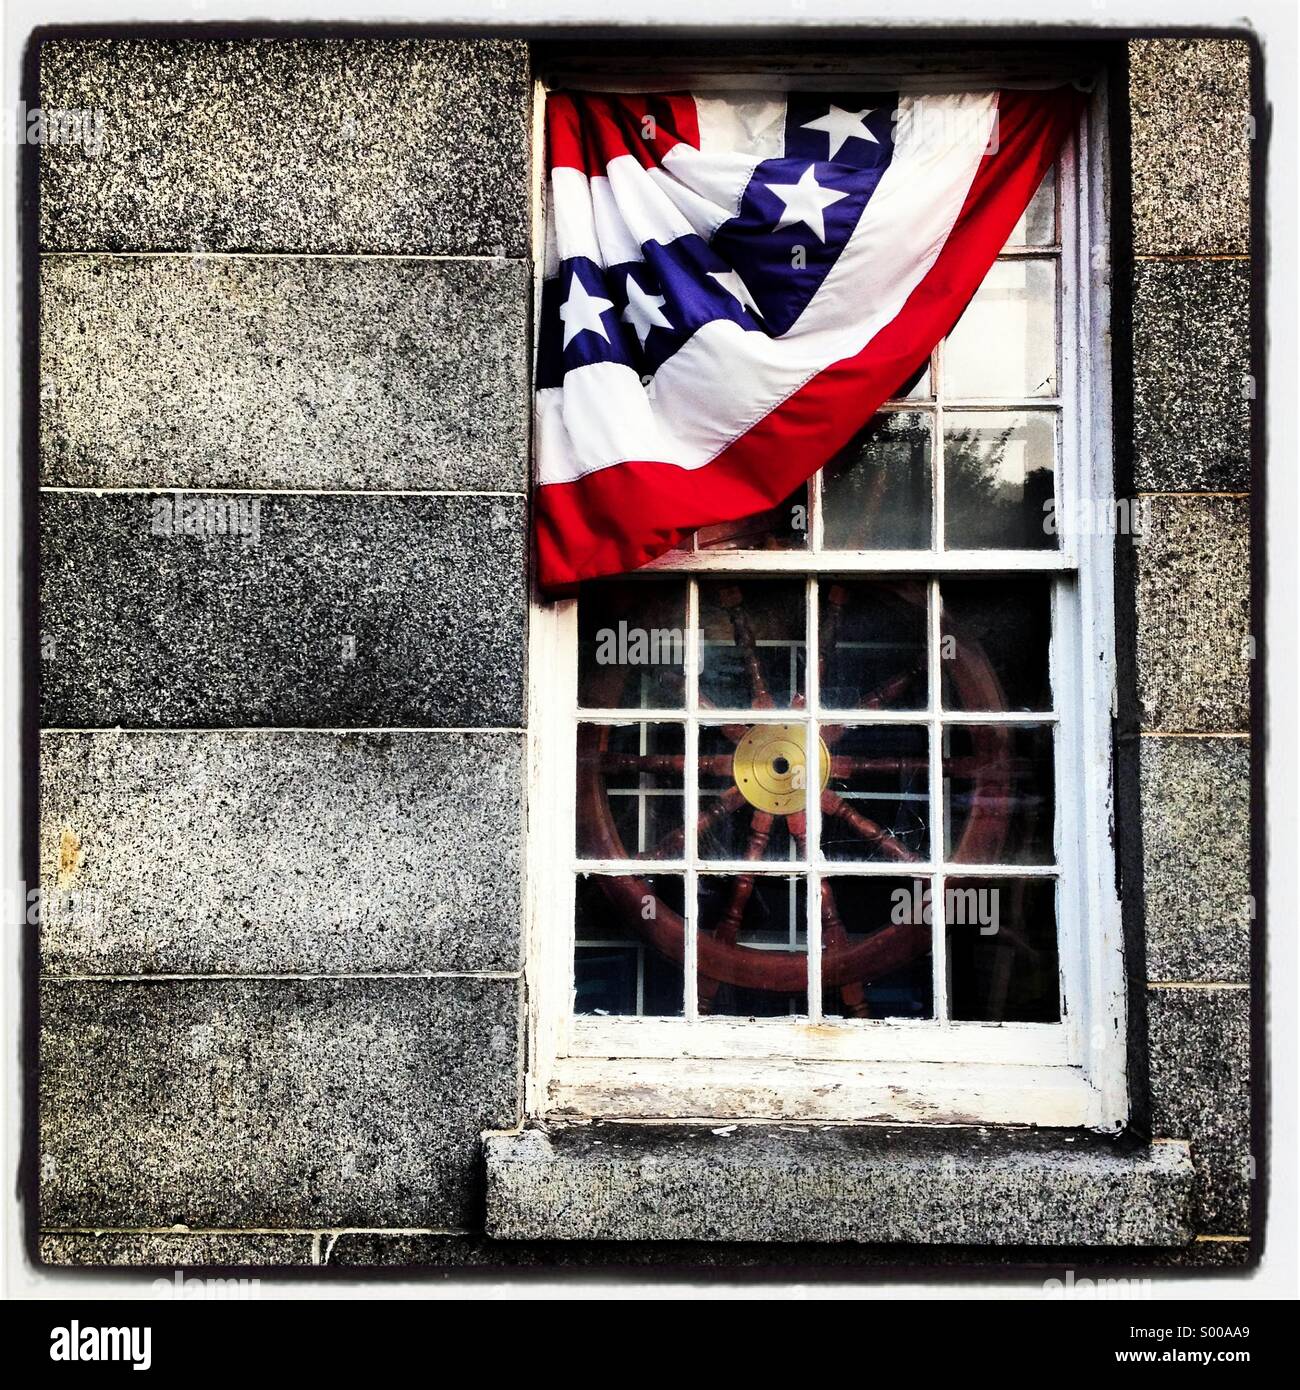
[528,71,1125,1128]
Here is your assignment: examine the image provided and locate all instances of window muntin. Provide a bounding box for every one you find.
[528,87,1124,1126]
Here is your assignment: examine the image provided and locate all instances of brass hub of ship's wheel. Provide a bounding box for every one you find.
[731,722,831,815]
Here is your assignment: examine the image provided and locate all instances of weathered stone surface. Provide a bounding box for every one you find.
[1134,495,1250,734]
[41,977,519,1229]
[1129,39,1252,256]
[39,1226,1251,1273]
[485,1125,1194,1245]
[39,37,530,255]
[40,255,529,491]
[323,1231,1222,1273]
[40,730,524,975]
[1141,736,1251,983]
[1146,1238,1251,1269]
[1147,986,1251,1233]
[39,1232,313,1267]
[322,1232,482,1268]
[1133,260,1251,492]
[39,492,526,728]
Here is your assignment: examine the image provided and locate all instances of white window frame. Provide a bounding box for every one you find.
[525,67,1126,1130]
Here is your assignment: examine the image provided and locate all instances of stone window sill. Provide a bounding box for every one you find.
[484,1124,1194,1245]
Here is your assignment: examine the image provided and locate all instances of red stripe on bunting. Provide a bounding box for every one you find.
[535,85,1085,593]
[547,91,701,176]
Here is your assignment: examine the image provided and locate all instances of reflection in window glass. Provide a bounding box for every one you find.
[578,579,687,710]
[900,360,933,400]
[945,876,1060,1022]
[943,411,1056,550]
[820,580,929,710]
[822,876,934,1020]
[941,578,1053,712]
[1005,166,1057,246]
[943,259,1057,399]
[821,412,932,551]
[575,874,685,1016]
[944,724,1056,865]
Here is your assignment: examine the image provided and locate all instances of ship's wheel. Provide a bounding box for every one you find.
[576,582,1014,1016]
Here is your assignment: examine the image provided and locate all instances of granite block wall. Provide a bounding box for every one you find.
[1128,37,1255,1248]
[36,36,531,1263]
[32,32,1257,1274]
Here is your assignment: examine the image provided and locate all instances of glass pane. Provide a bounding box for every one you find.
[821,876,934,1019]
[943,411,1056,550]
[821,412,932,551]
[821,725,930,863]
[820,579,929,711]
[575,873,685,1016]
[578,579,686,709]
[1005,165,1056,246]
[698,580,805,709]
[576,721,684,860]
[942,259,1057,398]
[698,723,803,863]
[885,359,932,402]
[945,876,1060,1021]
[901,361,932,400]
[941,578,1053,713]
[694,484,808,551]
[944,724,1055,865]
[698,874,807,1017]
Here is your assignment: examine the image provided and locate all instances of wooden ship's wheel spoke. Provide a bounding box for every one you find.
[655,786,747,860]
[697,810,774,1014]
[820,789,924,865]
[789,820,871,1019]
[697,690,748,745]
[717,584,777,710]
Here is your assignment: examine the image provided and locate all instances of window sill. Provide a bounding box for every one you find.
[484,1124,1193,1246]
[540,1056,1113,1127]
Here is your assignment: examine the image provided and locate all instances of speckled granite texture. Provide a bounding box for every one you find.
[40,1233,315,1268]
[39,37,530,255]
[1124,37,1255,1264]
[1133,259,1251,492]
[1147,988,1252,1233]
[40,730,525,975]
[41,977,521,1229]
[1134,495,1250,734]
[1128,38,1252,256]
[1140,737,1251,983]
[40,254,530,491]
[39,491,527,728]
[485,1125,1194,1245]
[39,1228,1248,1273]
